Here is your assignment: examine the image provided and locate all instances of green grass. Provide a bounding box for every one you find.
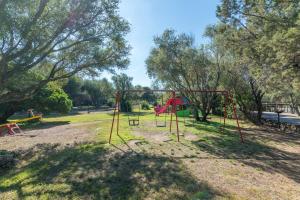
[0,142,217,199]
[1,110,253,199]
[10,110,247,145]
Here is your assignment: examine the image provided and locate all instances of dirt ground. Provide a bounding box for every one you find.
[120,126,300,199]
[1,121,300,199]
[0,122,99,151]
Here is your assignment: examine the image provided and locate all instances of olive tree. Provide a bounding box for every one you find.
[0,0,130,104]
[146,29,222,121]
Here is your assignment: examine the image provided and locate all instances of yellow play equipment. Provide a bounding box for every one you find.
[0,115,42,136]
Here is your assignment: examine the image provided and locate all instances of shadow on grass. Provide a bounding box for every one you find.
[0,143,228,200]
[192,129,300,183]
[243,126,300,145]
[20,121,71,130]
[183,120,238,136]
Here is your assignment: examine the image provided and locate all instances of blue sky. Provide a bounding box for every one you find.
[102,0,221,86]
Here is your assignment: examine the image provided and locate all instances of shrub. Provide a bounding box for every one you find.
[141,101,151,110]
[120,101,132,112]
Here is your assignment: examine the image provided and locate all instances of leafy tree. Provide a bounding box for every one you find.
[99,78,114,101]
[146,29,222,121]
[216,0,300,70]
[63,76,84,106]
[0,0,130,104]
[112,73,133,112]
[31,83,72,114]
[81,80,103,108]
[205,24,266,123]
[264,69,300,115]
[63,77,114,108]
[141,87,156,104]
[0,83,72,123]
[206,0,300,122]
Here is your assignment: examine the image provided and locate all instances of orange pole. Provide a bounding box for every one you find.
[169,112,173,133]
[175,106,180,142]
[229,94,244,143]
[116,93,120,136]
[171,91,180,141]
[223,92,228,127]
[109,93,119,144]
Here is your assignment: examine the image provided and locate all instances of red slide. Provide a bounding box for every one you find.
[155,98,184,115]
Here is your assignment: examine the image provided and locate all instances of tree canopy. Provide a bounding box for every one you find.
[0,82,72,122]
[146,29,223,121]
[112,73,133,111]
[0,0,130,104]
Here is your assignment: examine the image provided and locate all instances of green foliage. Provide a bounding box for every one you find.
[63,76,84,106]
[146,29,222,121]
[29,83,72,114]
[121,101,132,112]
[82,80,104,108]
[0,82,72,122]
[112,73,134,112]
[205,0,300,118]
[0,0,130,104]
[141,101,151,110]
[139,86,156,104]
[63,77,114,108]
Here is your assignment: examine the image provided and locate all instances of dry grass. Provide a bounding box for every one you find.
[1,111,300,199]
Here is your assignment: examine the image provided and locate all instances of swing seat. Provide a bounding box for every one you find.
[128,119,139,126]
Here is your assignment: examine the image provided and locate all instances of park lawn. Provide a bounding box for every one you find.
[3,110,296,199]
[0,111,220,199]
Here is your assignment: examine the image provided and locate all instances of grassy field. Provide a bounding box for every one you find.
[1,110,300,199]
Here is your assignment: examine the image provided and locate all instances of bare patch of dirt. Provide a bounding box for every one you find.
[184,132,199,141]
[112,124,300,200]
[2,117,300,199]
[133,131,171,143]
[0,122,98,151]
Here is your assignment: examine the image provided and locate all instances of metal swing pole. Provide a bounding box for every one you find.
[229,93,244,143]
[169,111,173,132]
[171,91,180,142]
[169,92,173,133]
[109,92,120,144]
[175,107,180,142]
[223,92,228,128]
[116,93,120,136]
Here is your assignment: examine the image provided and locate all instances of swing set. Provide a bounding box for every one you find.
[108,89,244,143]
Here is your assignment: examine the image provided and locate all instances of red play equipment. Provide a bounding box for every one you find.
[109,89,244,143]
[0,123,22,136]
[155,97,185,115]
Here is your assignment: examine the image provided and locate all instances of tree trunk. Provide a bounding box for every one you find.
[192,107,201,121]
[256,97,263,123]
[201,112,209,122]
[295,106,300,116]
[290,94,300,116]
[249,78,264,124]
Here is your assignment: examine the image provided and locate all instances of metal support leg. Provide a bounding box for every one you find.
[229,94,244,143]
[175,110,180,142]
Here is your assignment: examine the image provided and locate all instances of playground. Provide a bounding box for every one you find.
[1,100,300,199]
[1,0,300,199]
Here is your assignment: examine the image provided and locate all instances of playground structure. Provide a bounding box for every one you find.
[0,115,42,136]
[109,89,244,143]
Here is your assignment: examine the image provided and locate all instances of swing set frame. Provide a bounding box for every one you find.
[108,89,244,144]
